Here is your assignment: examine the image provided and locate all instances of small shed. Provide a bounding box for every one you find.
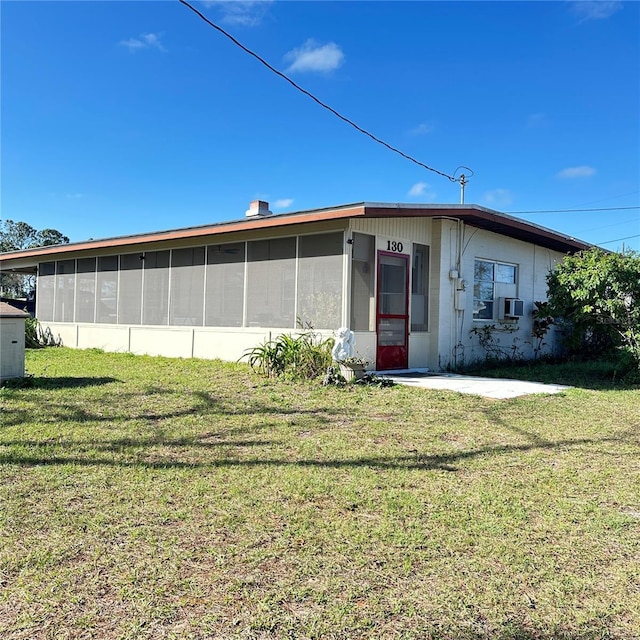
[0,301,30,381]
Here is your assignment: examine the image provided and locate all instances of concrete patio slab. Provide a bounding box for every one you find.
[381,371,571,400]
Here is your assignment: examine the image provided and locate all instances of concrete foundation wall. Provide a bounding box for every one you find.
[40,323,338,364]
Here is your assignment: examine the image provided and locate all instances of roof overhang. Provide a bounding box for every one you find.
[0,202,592,269]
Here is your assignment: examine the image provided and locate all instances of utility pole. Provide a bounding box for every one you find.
[459,174,467,204]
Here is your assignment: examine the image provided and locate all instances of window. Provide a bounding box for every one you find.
[54,260,75,322]
[37,262,56,321]
[205,242,245,327]
[473,259,517,319]
[411,244,429,331]
[297,232,343,329]
[142,251,170,325]
[170,247,205,326]
[350,233,375,331]
[97,256,118,323]
[118,254,143,325]
[247,238,296,328]
[76,258,97,323]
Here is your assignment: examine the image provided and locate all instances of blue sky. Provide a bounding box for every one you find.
[2,0,639,251]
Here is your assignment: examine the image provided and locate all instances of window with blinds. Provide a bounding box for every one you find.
[205,242,245,327]
[297,232,343,329]
[76,258,96,323]
[170,247,205,326]
[37,262,56,321]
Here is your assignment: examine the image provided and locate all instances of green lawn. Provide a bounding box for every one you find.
[1,348,639,639]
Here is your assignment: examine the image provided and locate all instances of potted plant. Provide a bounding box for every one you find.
[337,356,369,382]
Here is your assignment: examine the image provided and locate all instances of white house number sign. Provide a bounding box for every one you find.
[386,240,404,253]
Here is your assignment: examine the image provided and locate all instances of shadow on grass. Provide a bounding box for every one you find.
[1,376,120,389]
[0,387,341,428]
[0,433,633,472]
[468,360,639,391]
[423,625,623,640]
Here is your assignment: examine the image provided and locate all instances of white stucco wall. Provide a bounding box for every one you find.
[434,224,568,369]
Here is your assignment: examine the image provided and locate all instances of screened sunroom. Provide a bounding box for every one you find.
[35,231,345,332]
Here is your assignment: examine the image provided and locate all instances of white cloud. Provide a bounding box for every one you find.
[66,193,85,199]
[273,198,294,209]
[483,189,514,207]
[409,123,433,136]
[556,165,597,179]
[119,33,166,53]
[202,1,274,27]
[284,40,344,74]
[570,0,623,21]
[408,182,436,199]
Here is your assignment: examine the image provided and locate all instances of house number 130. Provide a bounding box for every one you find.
[386,240,404,253]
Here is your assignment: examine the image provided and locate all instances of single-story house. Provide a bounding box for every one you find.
[0,201,591,371]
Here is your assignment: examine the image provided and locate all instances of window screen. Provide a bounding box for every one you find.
[350,233,375,331]
[97,256,118,323]
[247,237,296,328]
[378,255,407,315]
[54,260,75,322]
[76,258,96,323]
[205,243,245,327]
[142,251,170,325]
[170,247,205,326]
[37,262,56,322]
[297,233,343,329]
[118,253,143,325]
[411,244,429,331]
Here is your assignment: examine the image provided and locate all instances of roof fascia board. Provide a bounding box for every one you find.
[0,204,366,263]
[0,201,592,266]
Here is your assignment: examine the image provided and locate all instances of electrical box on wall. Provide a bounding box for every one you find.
[499,298,524,319]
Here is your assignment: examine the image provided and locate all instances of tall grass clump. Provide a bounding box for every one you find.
[241,328,334,380]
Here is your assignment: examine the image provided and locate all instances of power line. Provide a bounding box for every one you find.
[598,234,640,246]
[178,0,460,183]
[507,205,640,215]
[567,189,639,208]
[581,217,640,233]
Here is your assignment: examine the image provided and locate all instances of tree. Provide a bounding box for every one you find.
[0,219,70,298]
[546,248,640,369]
[0,220,69,252]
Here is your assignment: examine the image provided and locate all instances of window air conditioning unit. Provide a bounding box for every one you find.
[499,297,524,319]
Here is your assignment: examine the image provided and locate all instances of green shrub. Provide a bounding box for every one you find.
[25,317,61,349]
[242,329,334,380]
[547,248,640,368]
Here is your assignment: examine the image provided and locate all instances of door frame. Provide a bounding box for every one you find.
[375,250,409,371]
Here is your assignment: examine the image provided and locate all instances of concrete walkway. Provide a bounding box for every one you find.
[381,371,571,400]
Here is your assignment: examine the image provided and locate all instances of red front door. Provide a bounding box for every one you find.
[376,251,409,371]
